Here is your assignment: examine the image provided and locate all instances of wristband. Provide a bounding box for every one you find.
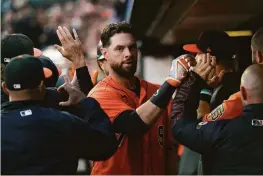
[166,77,181,88]
[200,89,213,102]
[150,81,177,109]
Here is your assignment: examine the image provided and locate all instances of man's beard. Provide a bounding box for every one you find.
[111,62,137,78]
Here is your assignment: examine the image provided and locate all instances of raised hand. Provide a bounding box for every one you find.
[193,53,216,81]
[57,77,86,107]
[166,54,194,87]
[54,26,85,68]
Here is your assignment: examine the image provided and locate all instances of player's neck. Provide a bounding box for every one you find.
[111,73,136,89]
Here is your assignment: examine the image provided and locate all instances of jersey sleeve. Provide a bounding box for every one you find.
[171,117,228,154]
[203,92,243,122]
[89,90,133,122]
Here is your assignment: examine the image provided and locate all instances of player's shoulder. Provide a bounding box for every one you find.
[138,77,160,90]
[227,91,241,101]
[203,92,242,122]
[89,77,120,99]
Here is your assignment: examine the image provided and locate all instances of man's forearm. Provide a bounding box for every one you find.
[70,56,93,95]
[75,66,93,95]
[136,101,164,126]
[171,72,205,125]
[136,81,177,126]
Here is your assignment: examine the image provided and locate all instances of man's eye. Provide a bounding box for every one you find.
[115,47,123,51]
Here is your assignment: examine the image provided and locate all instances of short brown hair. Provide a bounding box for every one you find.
[252,27,263,53]
[100,21,135,47]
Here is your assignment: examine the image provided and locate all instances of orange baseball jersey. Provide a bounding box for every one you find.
[88,76,173,175]
[203,92,243,122]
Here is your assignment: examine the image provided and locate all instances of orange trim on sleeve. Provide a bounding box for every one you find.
[203,92,242,122]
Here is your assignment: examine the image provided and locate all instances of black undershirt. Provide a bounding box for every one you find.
[129,77,141,97]
[112,77,149,137]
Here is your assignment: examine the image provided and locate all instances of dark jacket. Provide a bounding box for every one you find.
[171,72,263,175]
[210,72,240,110]
[1,98,118,174]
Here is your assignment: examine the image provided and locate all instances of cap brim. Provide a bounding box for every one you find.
[43,67,52,78]
[183,44,203,53]
[33,48,42,57]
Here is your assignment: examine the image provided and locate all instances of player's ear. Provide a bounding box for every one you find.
[101,47,108,61]
[240,86,247,104]
[256,50,263,64]
[2,82,9,96]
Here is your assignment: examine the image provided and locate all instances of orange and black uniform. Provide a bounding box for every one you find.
[203,92,242,122]
[88,76,173,175]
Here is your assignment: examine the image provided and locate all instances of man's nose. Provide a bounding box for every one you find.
[123,47,132,57]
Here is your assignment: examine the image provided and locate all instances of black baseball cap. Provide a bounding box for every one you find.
[183,31,236,60]
[39,55,59,87]
[1,34,42,65]
[4,55,52,91]
[97,40,105,60]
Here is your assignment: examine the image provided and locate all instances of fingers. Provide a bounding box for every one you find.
[58,26,71,43]
[207,68,216,80]
[63,26,74,41]
[56,29,66,46]
[195,54,202,65]
[73,28,81,44]
[54,44,63,54]
[217,70,225,83]
[204,64,214,76]
[205,53,210,64]
[210,56,216,67]
[57,81,72,93]
[59,101,71,107]
[64,75,70,84]
[57,82,66,93]
[218,70,225,79]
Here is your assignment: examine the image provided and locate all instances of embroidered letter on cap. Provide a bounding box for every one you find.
[13,84,21,89]
[20,110,32,117]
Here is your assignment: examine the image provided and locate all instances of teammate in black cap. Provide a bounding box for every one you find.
[1,55,118,174]
[1,34,42,103]
[179,31,240,175]
[184,31,240,109]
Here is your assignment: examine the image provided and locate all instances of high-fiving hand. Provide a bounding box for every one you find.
[58,77,86,107]
[54,26,85,68]
[166,54,194,87]
[193,53,216,82]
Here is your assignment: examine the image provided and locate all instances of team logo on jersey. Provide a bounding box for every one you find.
[153,90,159,96]
[20,109,32,117]
[252,119,263,126]
[196,121,208,129]
[158,125,164,147]
[208,104,225,121]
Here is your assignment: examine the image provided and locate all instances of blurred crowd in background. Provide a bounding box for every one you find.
[1,0,128,74]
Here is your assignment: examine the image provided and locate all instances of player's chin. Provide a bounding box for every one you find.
[123,66,136,75]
